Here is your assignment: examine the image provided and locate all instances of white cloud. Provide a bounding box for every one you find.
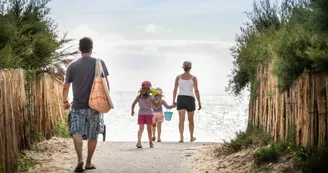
[64,24,233,94]
[144,24,171,34]
[68,24,233,56]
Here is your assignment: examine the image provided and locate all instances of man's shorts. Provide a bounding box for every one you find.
[70,108,100,140]
[138,115,154,125]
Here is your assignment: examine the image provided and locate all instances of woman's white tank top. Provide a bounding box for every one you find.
[178,75,195,97]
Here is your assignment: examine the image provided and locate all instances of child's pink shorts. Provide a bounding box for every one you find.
[153,113,164,123]
[138,115,154,125]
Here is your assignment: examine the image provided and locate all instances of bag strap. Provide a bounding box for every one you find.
[97,58,106,78]
[95,58,100,76]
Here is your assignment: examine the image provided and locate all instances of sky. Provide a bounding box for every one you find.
[48,0,254,95]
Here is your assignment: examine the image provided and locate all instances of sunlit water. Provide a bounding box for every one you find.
[101,91,248,142]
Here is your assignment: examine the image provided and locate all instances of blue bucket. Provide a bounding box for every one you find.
[164,111,173,121]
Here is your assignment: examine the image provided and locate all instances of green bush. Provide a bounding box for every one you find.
[291,144,328,173]
[0,0,75,75]
[227,0,328,97]
[253,142,287,165]
[225,124,271,151]
[15,154,35,172]
[0,165,5,173]
[55,119,70,138]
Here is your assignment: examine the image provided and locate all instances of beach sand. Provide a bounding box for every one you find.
[26,137,215,173]
[26,137,296,173]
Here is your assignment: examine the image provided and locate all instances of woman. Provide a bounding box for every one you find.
[173,61,202,143]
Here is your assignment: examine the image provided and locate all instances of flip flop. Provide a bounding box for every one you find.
[85,164,96,170]
[74,168,84,172]
[136,143,143,148]
[74,162,84,172]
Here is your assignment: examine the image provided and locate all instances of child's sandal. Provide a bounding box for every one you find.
[136,143,143,148]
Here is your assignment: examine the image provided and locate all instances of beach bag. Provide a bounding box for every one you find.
[89,58,114,113]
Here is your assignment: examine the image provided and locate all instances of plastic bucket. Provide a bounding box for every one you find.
[164,111,173,121]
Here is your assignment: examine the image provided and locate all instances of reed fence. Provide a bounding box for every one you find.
[249,64,328,146]
[0,69,65,173]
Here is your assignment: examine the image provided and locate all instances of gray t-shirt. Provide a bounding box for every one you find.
[65,56,109,109]
[134,95,154,115]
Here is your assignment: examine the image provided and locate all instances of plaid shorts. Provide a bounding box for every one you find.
[70,108,100,140]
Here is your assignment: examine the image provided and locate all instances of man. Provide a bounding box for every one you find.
[63,37,109,172]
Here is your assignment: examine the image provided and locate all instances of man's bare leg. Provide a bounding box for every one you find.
[72,134,83,168]
[85,140,97,168]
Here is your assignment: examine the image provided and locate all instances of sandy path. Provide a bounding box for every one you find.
[26,137,216,173]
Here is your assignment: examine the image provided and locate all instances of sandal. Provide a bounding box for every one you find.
[157,139,162,142]
[74,167,85,172]
[152,136,156,141]
[179,140,184,143]
[136,143,143,148]
[85,164,96,170]
[74,162,84,172]
[150,143,154,148]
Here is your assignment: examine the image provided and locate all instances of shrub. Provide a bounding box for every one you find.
[225,124,271,151]
[15,154,35,172]
[291,144,328,173]
[253,142,287,165]
[55,119,70,138]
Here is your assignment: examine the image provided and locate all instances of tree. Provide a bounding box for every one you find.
[0,0,78,77]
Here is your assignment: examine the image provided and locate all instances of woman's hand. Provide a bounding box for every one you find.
[131,110,135,116]
[198,102,202,110]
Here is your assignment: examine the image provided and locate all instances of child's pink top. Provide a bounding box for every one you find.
[134,95,154,115]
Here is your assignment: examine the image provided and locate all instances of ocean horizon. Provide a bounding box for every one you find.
[101,91,249,142]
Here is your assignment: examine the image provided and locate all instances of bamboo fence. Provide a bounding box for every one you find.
[249,64,328,147]
[0,69,64,173]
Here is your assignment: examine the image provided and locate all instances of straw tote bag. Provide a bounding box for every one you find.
[89,58,114,113]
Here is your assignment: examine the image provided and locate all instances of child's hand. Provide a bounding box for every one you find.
[131,110,135,116]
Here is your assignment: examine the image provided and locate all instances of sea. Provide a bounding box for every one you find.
[101,91,249,142]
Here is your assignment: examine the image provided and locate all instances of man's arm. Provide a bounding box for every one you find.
[101,60,110,90]
[63,64,73,109]
[106,77,110,91]
[63,82,70,103]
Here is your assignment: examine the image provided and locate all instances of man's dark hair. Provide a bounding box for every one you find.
[79,37,93,53]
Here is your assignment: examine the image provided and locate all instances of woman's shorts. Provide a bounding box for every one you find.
[177,95,196,112]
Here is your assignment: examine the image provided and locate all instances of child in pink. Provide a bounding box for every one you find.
[131,81,161,148]
[152,88,175,142]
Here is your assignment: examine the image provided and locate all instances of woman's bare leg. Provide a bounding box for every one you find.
[187,111,196,141]
[178,110,186,142]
